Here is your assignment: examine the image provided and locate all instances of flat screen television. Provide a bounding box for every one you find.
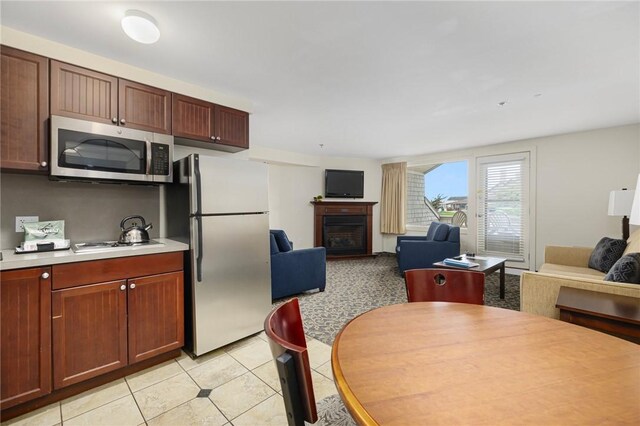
[325,169,364,198]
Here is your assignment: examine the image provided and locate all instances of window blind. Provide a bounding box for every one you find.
[477,153,530,265]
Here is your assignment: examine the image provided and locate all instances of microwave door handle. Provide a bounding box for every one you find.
[146,140,152,175]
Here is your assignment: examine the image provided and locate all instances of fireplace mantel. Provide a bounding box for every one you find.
[312,201,378,259]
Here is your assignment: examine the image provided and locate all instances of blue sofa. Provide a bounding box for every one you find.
[396,222,461,275]
[270,230,327,300]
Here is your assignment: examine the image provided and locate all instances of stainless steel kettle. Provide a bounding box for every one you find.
[118,215,152,244]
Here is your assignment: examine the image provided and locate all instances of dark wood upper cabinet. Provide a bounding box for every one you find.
[173,93,249,151]
[172,93,214,142]
[50,60,118,125]
[51,61,171,134]
[215,104,249,149]
[1,267,52,410]
[0,46,49,173]
[52,280,128,389]
[128,272,184,364]
[119,79,171,134]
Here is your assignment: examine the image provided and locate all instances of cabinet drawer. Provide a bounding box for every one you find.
[52,252,183,290]
[319,206,368,215]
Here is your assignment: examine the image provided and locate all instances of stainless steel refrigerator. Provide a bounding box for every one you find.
[163,154,271,356]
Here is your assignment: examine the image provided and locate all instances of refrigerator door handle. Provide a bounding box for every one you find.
[194,154,202,216]
[195,215,203,282]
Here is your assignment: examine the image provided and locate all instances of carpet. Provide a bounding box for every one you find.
[288,253,521,345]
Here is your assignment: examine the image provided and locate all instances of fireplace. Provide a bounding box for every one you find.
[323,215,367,256]
[312,201,377,259]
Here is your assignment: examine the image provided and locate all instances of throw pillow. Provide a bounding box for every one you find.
[588,237,627,273]
[604,253,640,284]
[432,224,450,241]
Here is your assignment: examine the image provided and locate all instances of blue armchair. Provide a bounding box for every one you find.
[270,229,327,300]
[396,222,461,275]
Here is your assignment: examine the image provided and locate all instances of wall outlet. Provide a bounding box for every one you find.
[16,216,39,232]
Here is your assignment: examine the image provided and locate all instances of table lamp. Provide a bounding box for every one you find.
[630,174,640,231]
[609,188,635,240]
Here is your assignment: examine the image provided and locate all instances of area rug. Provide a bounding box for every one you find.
[287,253,521,345]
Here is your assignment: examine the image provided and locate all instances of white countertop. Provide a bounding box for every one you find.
[0,238,189,271]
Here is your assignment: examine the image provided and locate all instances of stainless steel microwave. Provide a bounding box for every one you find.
[50,115,173,183]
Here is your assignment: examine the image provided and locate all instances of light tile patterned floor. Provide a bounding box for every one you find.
[1,332,336,426]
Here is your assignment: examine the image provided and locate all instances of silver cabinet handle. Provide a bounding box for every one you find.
[129,283,136,289]
[41,272,50,279]
[120,118,126,125]
[40,161,47,167]
[216,136,221,141]
[120,284,126,291]
[210,136,216,140]
[112,117,118,124]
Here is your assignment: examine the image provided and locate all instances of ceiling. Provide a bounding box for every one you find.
[1,1,638,159]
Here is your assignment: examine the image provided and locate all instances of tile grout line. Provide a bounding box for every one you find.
[124,375,147,425]
[179,362,234,425]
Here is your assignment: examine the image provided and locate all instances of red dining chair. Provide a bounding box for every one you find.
[264,298,317,426]
[404,268,485,304]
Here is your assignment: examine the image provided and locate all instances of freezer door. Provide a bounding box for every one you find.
[190,154,269,215]
[189,213,271,355]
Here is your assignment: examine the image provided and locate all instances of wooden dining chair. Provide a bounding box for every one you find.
[264,298,317,426]
[404,268,485,304]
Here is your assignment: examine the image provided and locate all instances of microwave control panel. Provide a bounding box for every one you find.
[151,143,171,175]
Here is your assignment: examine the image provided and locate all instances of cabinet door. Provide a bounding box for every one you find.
[52,280,127,389]
[214,104,249,149]
[172,93,215,143]
[119,79,172,134]
[0,267,52,409]
[50,60,118,125]
[0,46,49,173]
[128,272,184,364]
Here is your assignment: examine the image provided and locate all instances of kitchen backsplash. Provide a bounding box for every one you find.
[1,173,160,249]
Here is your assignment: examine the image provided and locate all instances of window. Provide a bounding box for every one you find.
[407,161,468,228]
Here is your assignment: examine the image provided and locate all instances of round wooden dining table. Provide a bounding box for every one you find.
[331,302,640,425]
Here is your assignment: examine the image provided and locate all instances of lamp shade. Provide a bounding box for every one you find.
[608,189,635,216]
[630,174,640,225]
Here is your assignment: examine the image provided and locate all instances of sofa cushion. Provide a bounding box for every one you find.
[270,234,280,255]
[432,223,449,241]
[588,237,627,273]
[539,263,606,280]
[425,222,440,241]
[605,253,640,284]
[272,230,293,252]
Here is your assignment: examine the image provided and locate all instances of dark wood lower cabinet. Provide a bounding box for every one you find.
[128,272,184,364]
[52,280,128,389]
[0,267,52,410]
[1,252,185,419]
[52,271,184,388]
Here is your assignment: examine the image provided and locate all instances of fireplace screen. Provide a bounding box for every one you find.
[323,215,367,255]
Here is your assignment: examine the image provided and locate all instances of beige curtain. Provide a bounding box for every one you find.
[380,162,407,234]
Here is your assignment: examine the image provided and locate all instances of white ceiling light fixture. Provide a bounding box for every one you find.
[121,10,160,44]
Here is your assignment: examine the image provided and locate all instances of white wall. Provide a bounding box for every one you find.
[382,124,640,270]
[259,149,382,250]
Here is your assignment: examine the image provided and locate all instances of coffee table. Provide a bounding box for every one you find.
[433,256,507,298]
